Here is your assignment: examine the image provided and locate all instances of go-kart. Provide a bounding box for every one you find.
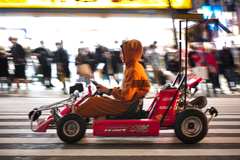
[29,73,218,144]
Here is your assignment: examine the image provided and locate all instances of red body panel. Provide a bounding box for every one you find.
[147,93,158,111]
[93,119,160,137]
[35,118,54,132]
[148,89,179,127]
[188,78,203,89]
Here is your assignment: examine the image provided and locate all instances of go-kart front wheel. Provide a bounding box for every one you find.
[57,113,86,144]
[174,109,208,144]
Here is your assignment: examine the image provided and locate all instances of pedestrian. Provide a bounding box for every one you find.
[149,44,164,86]
[78,41,96,79]
[31,41,54,88]
[188,45,198,68]
[101,47,119,86]
[9,37,28,93]
[194,46,220,96]
[55,42,70,94]
[220,46,236,93]
[167,52,179,75]
[0,46,11,92]
[230,40,240,85]
[230,40,238,64]
[210,43,223,93]
[87,51,96,79]
[235,47,240,84]
[75,48,92,86]
[153,41,157,48]
[95,43,104,65]
[164,45,177,69]
[138,47,148,70]
[204,46,220,95]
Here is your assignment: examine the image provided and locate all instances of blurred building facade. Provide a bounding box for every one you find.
[0,0,194,86]
[191,0,240,47]
[0,1,193,50]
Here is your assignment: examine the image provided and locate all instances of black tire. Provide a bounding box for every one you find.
[57,113,86,144]
[174,109,208,144]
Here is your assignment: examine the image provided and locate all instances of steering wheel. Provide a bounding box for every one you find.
[91,80,103,97]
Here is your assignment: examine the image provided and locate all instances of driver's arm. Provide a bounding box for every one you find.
[110,70,141,102]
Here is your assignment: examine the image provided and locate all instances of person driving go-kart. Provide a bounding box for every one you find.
[74,39,151,118]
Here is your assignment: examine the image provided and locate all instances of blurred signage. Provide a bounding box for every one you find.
[201,5,227,30]
[223,0,235,11]
[0,0,192,9]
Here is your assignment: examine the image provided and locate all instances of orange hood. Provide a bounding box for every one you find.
[122,39,143,67]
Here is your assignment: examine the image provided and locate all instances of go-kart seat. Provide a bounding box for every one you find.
[106,97,144,120]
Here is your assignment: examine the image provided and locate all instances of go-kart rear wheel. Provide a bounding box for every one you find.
[174,109,208,144]
[57,113,86,144]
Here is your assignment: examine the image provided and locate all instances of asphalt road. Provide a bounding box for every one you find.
[0,97,240,160]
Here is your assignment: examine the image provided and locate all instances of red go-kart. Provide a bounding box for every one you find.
[29,73,218,144]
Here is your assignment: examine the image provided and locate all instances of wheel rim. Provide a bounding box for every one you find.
[63,120,80,137]
[181,116,203,137]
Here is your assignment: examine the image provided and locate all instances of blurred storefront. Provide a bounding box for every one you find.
[0,0,194,52]
[190,0,240,47]
[0,0,195,82]
[0,16,177,52]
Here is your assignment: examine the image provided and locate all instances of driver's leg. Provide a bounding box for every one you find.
[74,97,129,118]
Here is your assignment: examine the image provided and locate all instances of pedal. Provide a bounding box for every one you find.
[29,108,42,121]
[209,107,218,117]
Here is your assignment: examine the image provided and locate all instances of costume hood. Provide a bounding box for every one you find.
[122,39,143,67]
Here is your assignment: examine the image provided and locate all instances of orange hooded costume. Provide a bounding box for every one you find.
[74,39,151,118]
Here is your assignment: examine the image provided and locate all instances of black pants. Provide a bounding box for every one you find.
[223,69,236,90]
[43,65,51,78]
[209,73,220,89]
[14,65,26,79]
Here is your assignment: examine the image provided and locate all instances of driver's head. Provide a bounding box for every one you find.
[120,39,143,66]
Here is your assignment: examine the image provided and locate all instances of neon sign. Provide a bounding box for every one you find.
[202,5,227,29]
[0,0,193,9]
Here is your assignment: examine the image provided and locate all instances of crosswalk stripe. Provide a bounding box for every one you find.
[0,149,239,156]
[0,137,239,144]
[0,116,47,119]
[0,121,240,126]
[1,101,237,104]
[0,113,50,115]
[3,113,240,115]
[0,129,92,134]
[0,97,239,158]
[0,112,240,115]
[1,111,239,115]
[0,106,236,109]
[0,104,239,106]
[0,109,239,112]
[0,129,239,134]
[0,109,38,112]
[206,115,240,118]
[1,115,239,119]
[0,105,239,108]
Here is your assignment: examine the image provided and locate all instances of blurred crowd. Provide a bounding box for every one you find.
[0,37,239,96]
[188,41,240,96]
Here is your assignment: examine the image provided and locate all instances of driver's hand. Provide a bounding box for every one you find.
[96,84,109,94]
